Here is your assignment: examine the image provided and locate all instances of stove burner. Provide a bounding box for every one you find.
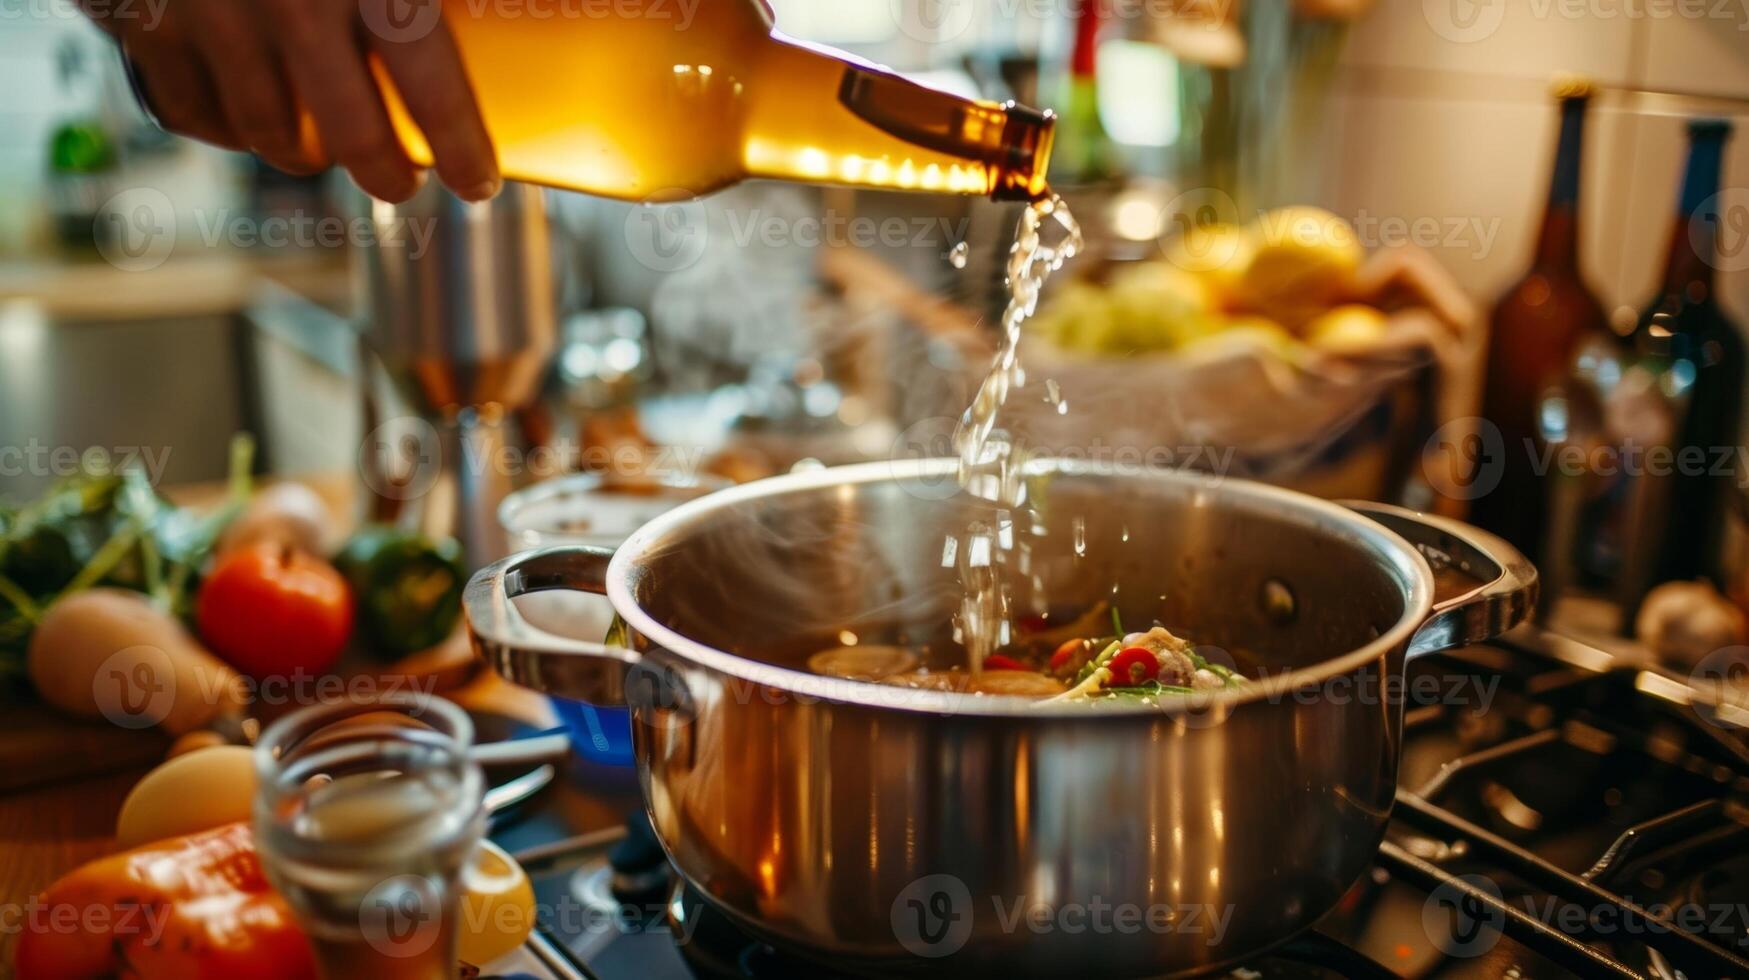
[662,884,1395,980]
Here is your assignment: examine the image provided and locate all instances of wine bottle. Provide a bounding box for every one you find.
[1471,77,1609,560]
[1051,0,1117,185]
[1627,118,1743,586]
[333,0,1055,202]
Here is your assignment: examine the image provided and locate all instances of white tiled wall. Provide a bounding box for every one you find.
[1328,3,1749,322]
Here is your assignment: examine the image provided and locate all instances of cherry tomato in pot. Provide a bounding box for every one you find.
[1048,639,1090,677]
[983,655,1028,671]
[1107,647,1160,687]
[196,543,352,680]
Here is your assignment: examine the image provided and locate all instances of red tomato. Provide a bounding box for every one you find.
[1048,639,1090,677]
[1106,647,1160,687]
[197,544,353,680]
[983,655,1028,671]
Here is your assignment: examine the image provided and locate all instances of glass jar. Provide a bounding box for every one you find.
[254,694,485,980]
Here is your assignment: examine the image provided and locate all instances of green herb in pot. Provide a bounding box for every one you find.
[333,527,468,657]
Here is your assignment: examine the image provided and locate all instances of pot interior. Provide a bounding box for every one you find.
[617,463,1423,681]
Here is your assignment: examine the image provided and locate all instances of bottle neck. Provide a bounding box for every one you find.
[1533,96,1588,270]
[1070,1,1101,80]
[1658,126,1730,303]
[750,37,1053,200]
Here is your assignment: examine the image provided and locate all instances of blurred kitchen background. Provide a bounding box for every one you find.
[2,0,1748,638]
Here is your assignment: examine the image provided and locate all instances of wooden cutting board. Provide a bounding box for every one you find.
[0,699,170,793]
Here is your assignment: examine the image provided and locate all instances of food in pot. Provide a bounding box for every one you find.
[804,614,1246,703]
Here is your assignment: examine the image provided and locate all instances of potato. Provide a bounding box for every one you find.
[218,482,333,557]
[115,745,256,847]
[807,645,918,681]
[27,590,247,735]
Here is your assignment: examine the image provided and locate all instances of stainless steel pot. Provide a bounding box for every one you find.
[465,460,1535,977]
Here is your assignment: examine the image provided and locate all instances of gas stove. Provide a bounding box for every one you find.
[493,629,1749,980]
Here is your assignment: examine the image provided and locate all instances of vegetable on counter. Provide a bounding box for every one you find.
[115,745,256,848]
[216,482,334,558]
[26,589,246,736]
[196,543,353,680]
[1,435,255,688]
[332,527,468,657]
[14,823,316,980]
[16,822,537,978]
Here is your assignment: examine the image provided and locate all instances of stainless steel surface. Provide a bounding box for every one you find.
[1341,501,1539,657]
[465,459,1538,977]
[0,307,249,499]
[359,181,556,413]
[484,763,556,816]
[356,180,558,566]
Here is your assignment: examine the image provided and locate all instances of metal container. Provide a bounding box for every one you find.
[465,459,1535,976]
[356,180,558,566]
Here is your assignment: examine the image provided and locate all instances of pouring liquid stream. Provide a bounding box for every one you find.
[952,193,1083,674]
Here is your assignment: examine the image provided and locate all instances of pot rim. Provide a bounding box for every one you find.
[605,459,1437,718]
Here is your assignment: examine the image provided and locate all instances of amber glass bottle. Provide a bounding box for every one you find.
[358,0,1054,202]
[1471,79,1609,559]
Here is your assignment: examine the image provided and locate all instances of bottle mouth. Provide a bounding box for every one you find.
[991,104,1056,202]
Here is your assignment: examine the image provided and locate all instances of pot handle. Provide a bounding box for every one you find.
[1342,502,1539,658]
[464,545,643,705]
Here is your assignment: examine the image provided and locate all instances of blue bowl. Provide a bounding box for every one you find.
[549,697,636,766]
